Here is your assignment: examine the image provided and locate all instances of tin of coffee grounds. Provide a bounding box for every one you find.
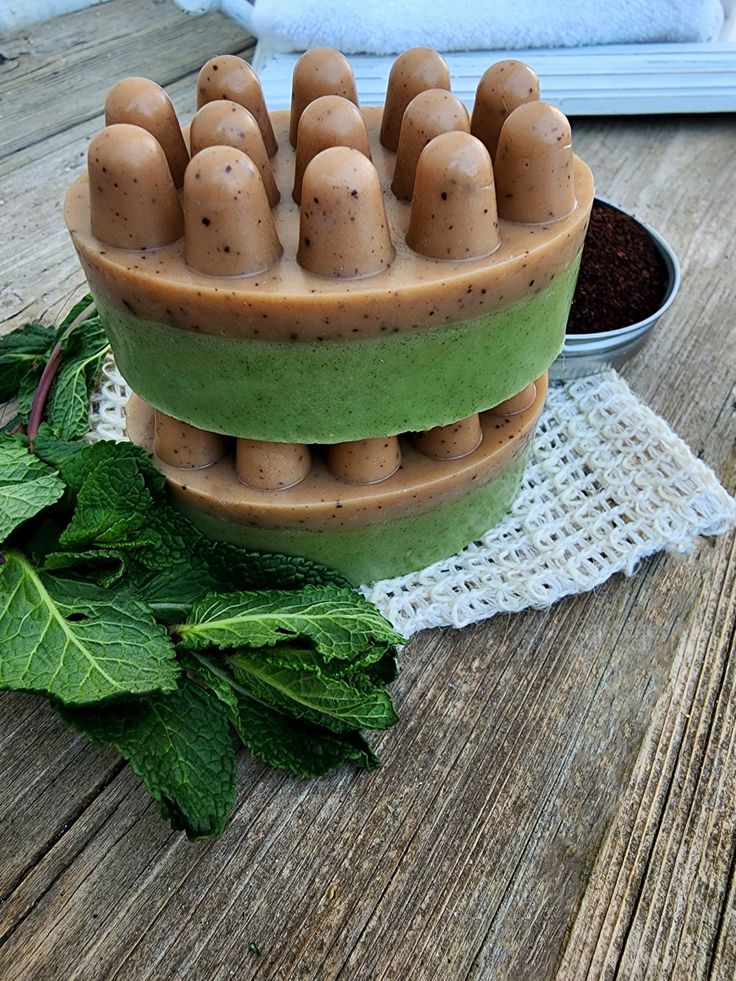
[567,200,669,334]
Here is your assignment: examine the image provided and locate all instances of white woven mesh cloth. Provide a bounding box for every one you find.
[90,355,736,637]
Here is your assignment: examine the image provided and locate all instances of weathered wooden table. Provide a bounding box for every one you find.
[1,2,735,978]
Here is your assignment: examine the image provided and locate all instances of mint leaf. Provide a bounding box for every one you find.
[0,322,55,402]
[126,561,224,622]
[49,439,165,497]
[200,541,348,590]
[61,676,236,839]
[43,546,128,586]
[16,369,41,424]
[249,642,399,687]
[59,455,157,550]
[0,551,179,704]
[0,438,65,544]
[47,316,108,439]
[41,571,132,612]
[183,651,379,776]
[31,423,89,470]
[178,584,405,662]
[229,648,398,732]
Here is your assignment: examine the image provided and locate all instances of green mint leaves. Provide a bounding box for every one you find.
[0,297,404,840]
[0,323,55,405]
[183,651,380,777]
[230,650,398,732]
[62,677,237,839]
[0,552,179,704]
[1,295,108,440]
[178,585,404,662]
[47,315,108,439]
[0,439,65,542]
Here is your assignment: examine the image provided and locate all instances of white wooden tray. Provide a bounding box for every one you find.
[254,41,736,115]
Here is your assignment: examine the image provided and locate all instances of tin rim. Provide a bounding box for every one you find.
[564,197,681,349]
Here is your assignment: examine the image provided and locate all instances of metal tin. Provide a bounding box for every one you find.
[550,198,681,381]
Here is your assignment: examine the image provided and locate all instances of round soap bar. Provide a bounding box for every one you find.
[126,376,547,584]
[66,106,593,443]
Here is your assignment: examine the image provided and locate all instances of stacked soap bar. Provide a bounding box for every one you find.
[65,49,594,582]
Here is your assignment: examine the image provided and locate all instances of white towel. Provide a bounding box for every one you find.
[183,0,725,54]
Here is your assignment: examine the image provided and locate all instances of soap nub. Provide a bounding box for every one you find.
[470,60,540,161]
[406,131,499,261]
[88,123,183,249]
[327,437,401,484]
[494,101,575,223]
[236,440,311,490]
[414,415,482,460]
[297,146,395,278]
[289,48,359,148]
[190,100,280,207]
[154,410,226,468]
[391,89,470,201]
[380,47,451,152]
[293,95,371,204]
[490,383,537,415]
[183,145,282,276]
[105,76,190,188]
[197,55,277,157]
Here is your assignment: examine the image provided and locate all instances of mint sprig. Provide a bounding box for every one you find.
[0,298,404,839]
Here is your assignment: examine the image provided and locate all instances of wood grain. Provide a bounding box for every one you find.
[0,3,734,979]
[0,0,255,168]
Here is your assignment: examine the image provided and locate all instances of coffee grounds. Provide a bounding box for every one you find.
[567,200,669,334]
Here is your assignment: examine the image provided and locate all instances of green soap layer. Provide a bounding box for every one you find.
[98,257,578,443]
[176,447,529,585]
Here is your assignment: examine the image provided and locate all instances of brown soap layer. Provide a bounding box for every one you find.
[490,382,537,415]
[470,60,540,161]
[391,89,470,201]
[293,95,370,204]
[406,131,499,261]
[154,410,226,467]
[126,374,546,532]
[66,108,594,342]
[413,414,482,460]
[190,100,280,208]
[105,77,190,189]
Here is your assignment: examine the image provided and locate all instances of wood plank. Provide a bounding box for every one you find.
[0,0,254,167]
[255,44,736,114]
[550,116,736,980]
[0,73,202,334]
[558,536,736,980]
[0,696,123,910]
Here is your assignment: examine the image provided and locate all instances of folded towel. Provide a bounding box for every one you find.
[184,0,725,54]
